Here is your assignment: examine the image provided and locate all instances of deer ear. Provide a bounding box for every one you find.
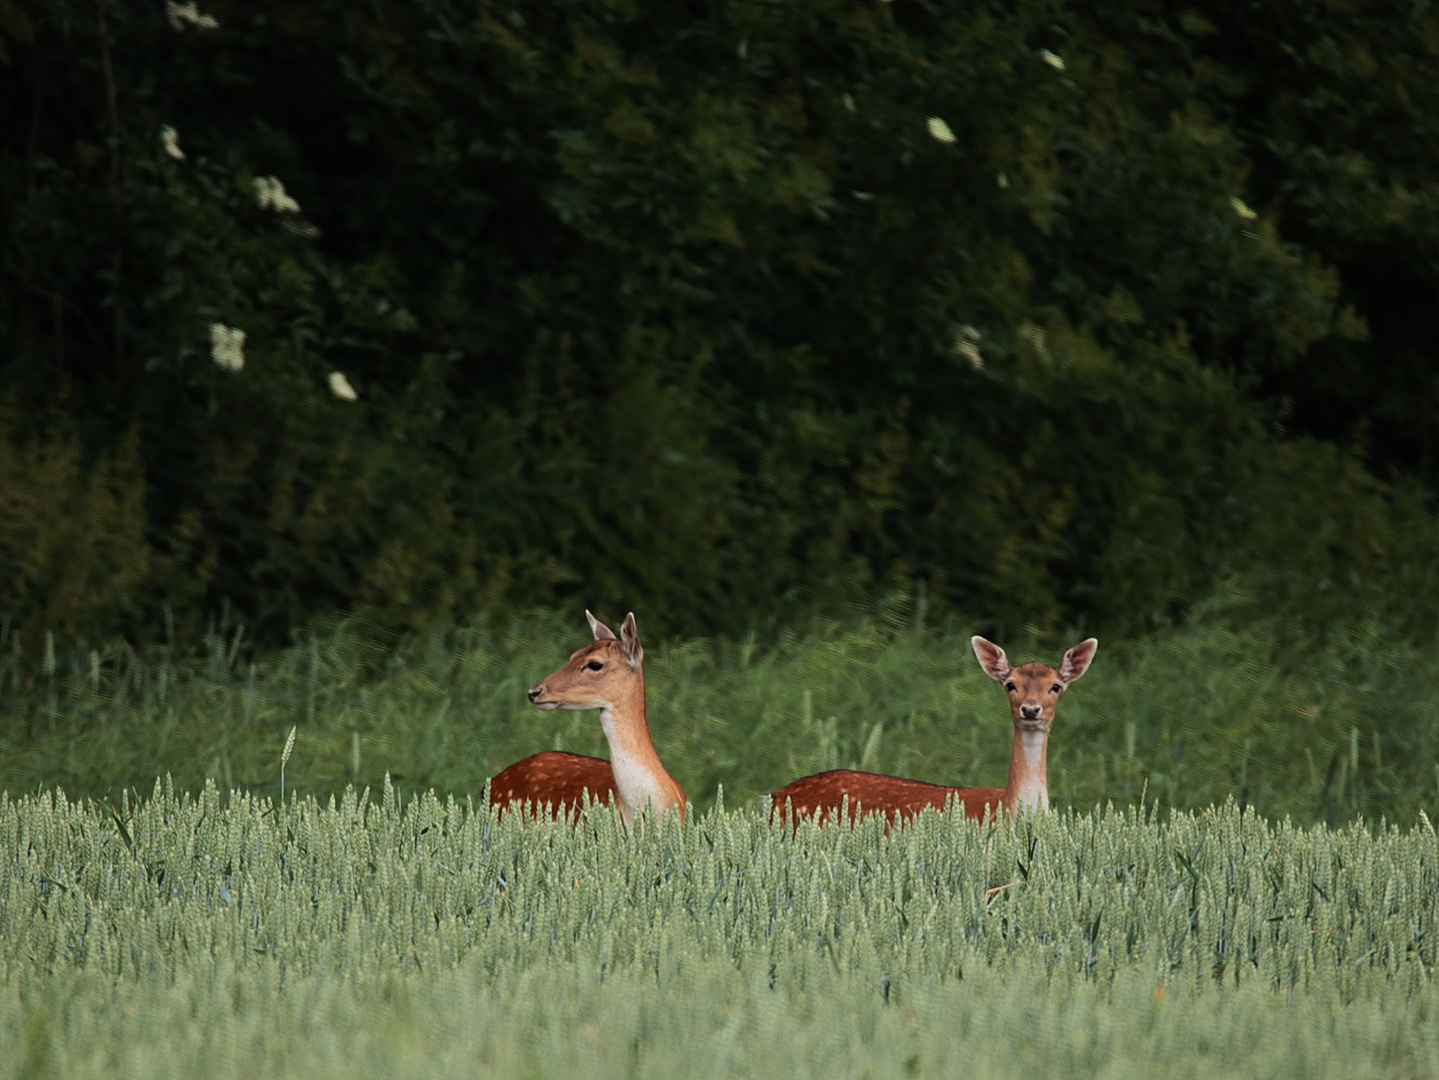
[1060,638,1098,685]
[620,613,643,668]
[586,610,618,642]
[971,636,1011,682]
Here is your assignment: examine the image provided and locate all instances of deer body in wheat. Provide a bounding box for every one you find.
[489,611,685,825]
[769,636,1097,828]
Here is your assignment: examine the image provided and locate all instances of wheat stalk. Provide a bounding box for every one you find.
[280,724,297,802]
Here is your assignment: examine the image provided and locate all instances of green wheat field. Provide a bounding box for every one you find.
[4,785,1437,1078]
[3,610,1439,1076]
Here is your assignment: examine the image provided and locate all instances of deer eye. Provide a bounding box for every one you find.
[1004,681,1017,693]
[585,660,604,672]
[1051,683,1062,694]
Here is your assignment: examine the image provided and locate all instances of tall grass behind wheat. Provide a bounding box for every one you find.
[0,605,1436,823]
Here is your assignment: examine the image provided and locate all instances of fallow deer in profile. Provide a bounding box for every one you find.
[488,611,686,825]
[769,635,1097,828]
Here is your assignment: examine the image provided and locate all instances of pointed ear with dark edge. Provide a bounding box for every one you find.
[586,610,618,642]
[971,636,1012,682]
[1060,638,1098,686]
[620,613,643,667]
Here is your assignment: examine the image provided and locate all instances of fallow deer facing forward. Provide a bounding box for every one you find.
[769,635,1097,828]
[488,611,685,825]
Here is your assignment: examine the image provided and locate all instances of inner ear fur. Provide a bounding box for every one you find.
[971,636,1012,682]
[620,612,644,667]
[586,609,619,642]
[1060,638,1098,685]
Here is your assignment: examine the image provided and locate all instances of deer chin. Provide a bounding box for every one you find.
[1016,719,1050,734]
[531,701,559,711]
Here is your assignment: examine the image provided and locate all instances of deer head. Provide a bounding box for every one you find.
[971,636,1098,732]
[527,611,644,711]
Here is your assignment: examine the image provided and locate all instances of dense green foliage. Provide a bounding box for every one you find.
[3,609,1437,826]
[3,0,1439,645]
[4,787,1439,1078]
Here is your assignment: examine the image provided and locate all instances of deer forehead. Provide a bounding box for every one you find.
[564,640,622,666]
[1007,663,1063,693]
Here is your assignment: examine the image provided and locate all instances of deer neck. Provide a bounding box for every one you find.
[1003,726,1049,815]
[598,671,679,825]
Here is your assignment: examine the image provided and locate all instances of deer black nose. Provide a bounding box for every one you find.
[1020,703,1041,720]
[527,685,543,703]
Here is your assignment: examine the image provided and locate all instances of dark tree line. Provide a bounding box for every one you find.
[1,0,1437,646]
